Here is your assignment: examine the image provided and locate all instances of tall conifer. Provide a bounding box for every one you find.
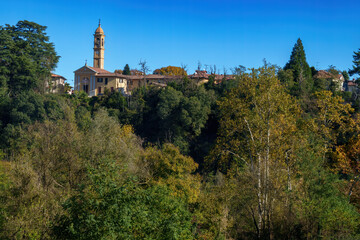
[123,64,131,75]
[284,38,313,97]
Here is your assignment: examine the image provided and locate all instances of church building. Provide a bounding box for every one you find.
[74,23,127,96]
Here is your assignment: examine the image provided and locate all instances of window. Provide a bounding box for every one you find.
[97,78,103,83]
[119,79,123,83]
[111,87,114,92]
[98,87,101,94]
[105,78,108,85]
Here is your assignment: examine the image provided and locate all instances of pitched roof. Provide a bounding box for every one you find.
[190,70,210,79]
[314,70,334,79]
[188,70,235,81]
[347,81,357,86]
[96,73,126,77]
[51,73,66,80]
[88,66,111,74]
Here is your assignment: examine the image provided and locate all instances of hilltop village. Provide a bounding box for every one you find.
[71,23,233,96]
[46,23,358,96]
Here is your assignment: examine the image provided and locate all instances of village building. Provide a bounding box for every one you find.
[344,79,358,93]
[313,70,345,91]
[45,73,67,94]
[74,23,235,96]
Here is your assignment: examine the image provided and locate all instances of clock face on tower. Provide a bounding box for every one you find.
[95,50,99,56]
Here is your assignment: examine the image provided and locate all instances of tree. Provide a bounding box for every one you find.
[311,91,354,158]
[349,48,360,79]
[52,163,194,240]
[0,20,59,95]
[284,38,313,97]
[122,64,131,75]
[141,143,200,204]
[296,148,360,239]
[138,59,150,75]
[336,134,360,209]
[206,66,302,238]
[153,66,187,76]
[342,70,350,81]
[139,59,150,87]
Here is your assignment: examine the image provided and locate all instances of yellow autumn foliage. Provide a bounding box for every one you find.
[142,143,200,203]
[153,66,187,76]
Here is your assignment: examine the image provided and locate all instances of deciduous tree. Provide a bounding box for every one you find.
[207,66,301,238]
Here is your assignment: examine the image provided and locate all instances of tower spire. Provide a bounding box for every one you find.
[99,19,101,26]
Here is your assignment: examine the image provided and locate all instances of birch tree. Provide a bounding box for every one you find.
[207,66,301,238]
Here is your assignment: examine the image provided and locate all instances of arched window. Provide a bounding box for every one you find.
[102,38,104,46]
[96,38,100,47]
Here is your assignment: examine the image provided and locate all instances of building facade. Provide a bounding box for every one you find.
[45,73,67,94]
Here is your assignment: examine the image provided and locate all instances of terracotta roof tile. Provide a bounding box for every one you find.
[314,70,334,79]
[96,73,124,77]
[51,73,66,80]
[347,81,357,86]
[88,66,111,74]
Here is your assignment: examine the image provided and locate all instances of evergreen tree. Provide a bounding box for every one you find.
[284,38,313,97]
[349,48,360,79]
[122,64,131,75]
[342,70,350,81]
[0,20,59,95]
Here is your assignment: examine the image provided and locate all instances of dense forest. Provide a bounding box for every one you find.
[1,20,360,239]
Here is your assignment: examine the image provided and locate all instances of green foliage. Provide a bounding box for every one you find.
[123,64,131,75]
[0,161,10,233]
[297,148,360,239]
[75,105,91,131]
[343,70,350,81]
[284,38,313,97]
[53,167,194,240]
[121,82,215,154]
[349,48,360,78]
[0,20,59,95]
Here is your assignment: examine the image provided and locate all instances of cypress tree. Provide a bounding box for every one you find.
[284,38,313,97]
[123,64,130,75]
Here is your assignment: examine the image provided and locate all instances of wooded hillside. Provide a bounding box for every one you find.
[1,21,360,239]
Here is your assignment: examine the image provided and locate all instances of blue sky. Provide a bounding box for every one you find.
[0,0,359,85]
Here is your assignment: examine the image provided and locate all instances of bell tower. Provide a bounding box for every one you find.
[93,20,105,69]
